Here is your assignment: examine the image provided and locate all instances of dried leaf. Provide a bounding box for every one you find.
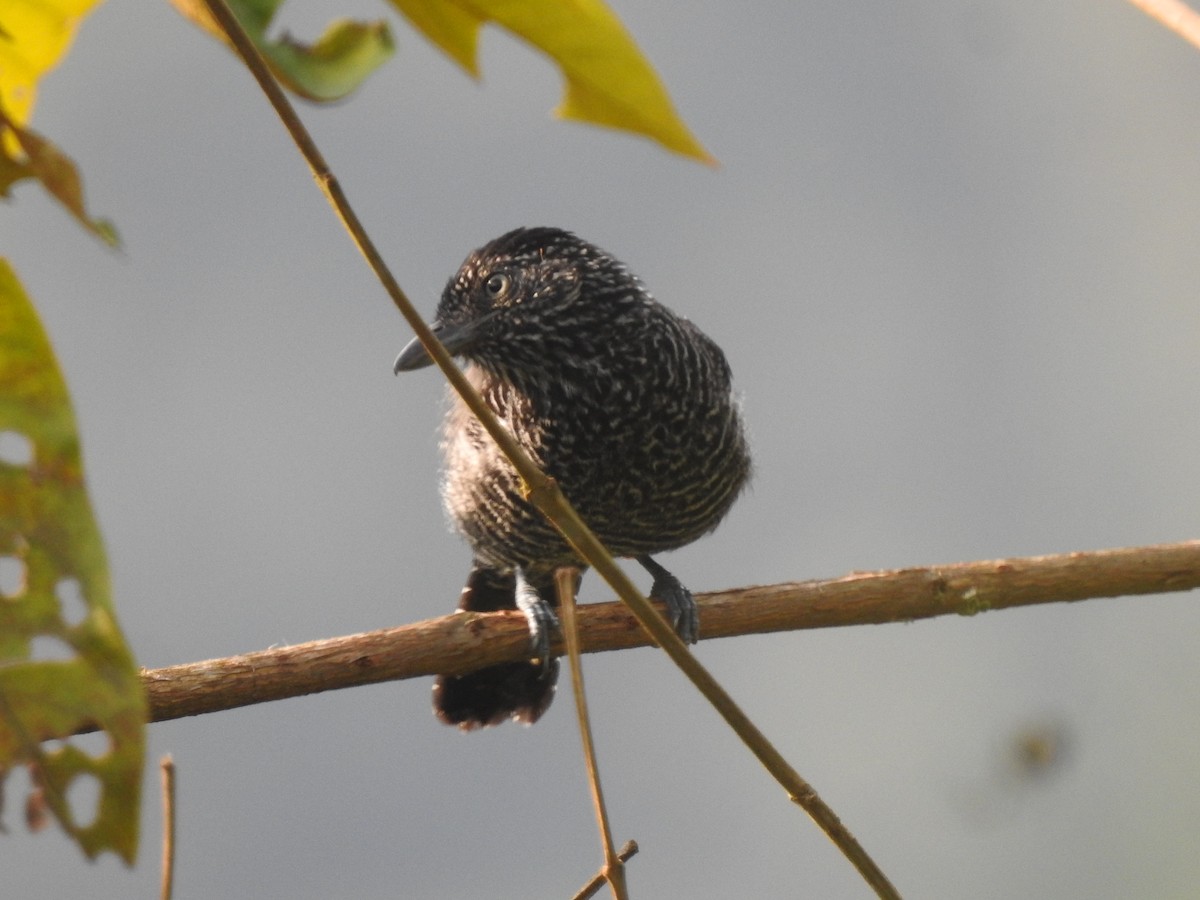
[0,0,117,245]
[0,108,119,247]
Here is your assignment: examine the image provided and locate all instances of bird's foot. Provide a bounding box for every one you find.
[636,555,699,644]
[515,570,559,674]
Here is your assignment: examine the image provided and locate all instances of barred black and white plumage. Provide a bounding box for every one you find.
[394,227,751,729]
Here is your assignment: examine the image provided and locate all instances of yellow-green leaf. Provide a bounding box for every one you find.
[0,260,145,863]
[170,0,395,103]
[0,0,102,130]
[389,0,714,163]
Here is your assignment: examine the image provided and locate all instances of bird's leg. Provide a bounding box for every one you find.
[636,555,699,644]
[515,569,559,673]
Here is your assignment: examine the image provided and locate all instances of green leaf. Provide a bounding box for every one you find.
[0,0,117,245]
[0,260,145,863]
[170,0,395,103]
[390,0,715,163]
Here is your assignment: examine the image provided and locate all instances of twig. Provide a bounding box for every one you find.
[558,568,628,900]
[1128,0,1200,51]
[134,540,1200,724]
[573,841,640,900]
[160,755,176,900]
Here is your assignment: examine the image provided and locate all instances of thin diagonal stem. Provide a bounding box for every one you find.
[558,568,627,900]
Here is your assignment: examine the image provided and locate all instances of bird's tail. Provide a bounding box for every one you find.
[433,565,558,729]
[434,661,558,729]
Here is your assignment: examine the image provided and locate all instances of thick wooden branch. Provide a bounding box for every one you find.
[140,540,1200,725]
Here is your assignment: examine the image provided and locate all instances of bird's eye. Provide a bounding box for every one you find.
[484,273,511,299]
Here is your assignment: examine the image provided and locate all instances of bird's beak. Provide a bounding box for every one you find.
[393,320,478,374]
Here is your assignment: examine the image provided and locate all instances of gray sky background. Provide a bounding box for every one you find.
[6,0,1200,896]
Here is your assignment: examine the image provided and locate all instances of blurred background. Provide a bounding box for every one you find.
[5,0,1200,896]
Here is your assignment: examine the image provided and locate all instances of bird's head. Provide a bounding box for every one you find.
[393,227,644,377]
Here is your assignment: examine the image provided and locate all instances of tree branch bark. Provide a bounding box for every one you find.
[138,540,1200,726]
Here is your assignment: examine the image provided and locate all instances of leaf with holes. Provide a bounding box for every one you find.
[0,260,145,863]
[390,0,714,163]
[170,0,395,102]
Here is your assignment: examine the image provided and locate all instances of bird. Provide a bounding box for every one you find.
[394,227,751,729]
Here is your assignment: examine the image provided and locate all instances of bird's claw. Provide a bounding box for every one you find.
[654,577,699,645]
[515,571,559,674]
[637,556,699,644]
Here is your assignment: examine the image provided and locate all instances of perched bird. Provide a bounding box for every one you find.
[394,227,750,729]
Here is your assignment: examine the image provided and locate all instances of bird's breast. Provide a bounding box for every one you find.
[437,359,748,565]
